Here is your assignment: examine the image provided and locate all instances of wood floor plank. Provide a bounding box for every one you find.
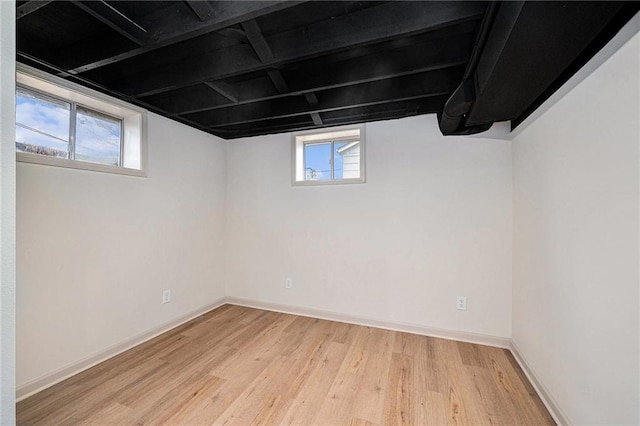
[440,338,490,424]
[350,328,395,424]
[280,341,350,425]
[480,347,556,425]
[78,402,134,425]
[17,305,555,426]
[382,352,413,426]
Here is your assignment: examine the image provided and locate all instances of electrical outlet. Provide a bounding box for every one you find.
[162,289,171,304]
[456,296,467,311]
[285,278,293,289]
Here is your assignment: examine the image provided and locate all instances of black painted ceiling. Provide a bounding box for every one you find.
[16,1,639,139]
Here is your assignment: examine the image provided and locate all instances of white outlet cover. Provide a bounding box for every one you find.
[162,290,171,304]
[285,278,292,289]
[456,296,467,311]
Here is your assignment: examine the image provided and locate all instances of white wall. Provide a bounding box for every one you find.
[512,30,640,425]
[0,0,16,423]
[16,113,227,389]
[226,115,513,338]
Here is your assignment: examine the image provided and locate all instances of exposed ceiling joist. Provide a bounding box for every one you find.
[18,1,634,139]
[16,50,206,134]
[211,96,448,139]
[65,1,304,74]
[204,81,239,104]
[304,93,319,107]
[127,1,485,97]
[217,27,248,42]
[186,68,462,128]
[159,37,470,116]
[241,19,274,63]
[310,112,323,126]
[185,0,216,22]
[16,0,52,19]
[306,94,323,125]
[240,19,294,96]
[242,16,323,123]
[71,1,149,46]
[266,70,289,93]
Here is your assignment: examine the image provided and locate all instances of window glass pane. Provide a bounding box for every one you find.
[304,142,332,181]
[335,140,360,179]
[16,87,70,158]
[75,106,122,166]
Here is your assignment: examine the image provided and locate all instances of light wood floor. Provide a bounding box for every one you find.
[17,305,554,425]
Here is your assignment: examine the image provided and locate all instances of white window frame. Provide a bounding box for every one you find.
[291,124,366,186]
[15,63,148,177]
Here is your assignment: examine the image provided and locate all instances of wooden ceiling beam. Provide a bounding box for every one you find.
[185,68,462,128]
[266,70,289,93]
[71,1,150,46]
[305,93,322,124]
[127,1,485,97]
[217,27,248,43]
[185,0,216,22]
[310,112,323,126]
[204,81,239,104]
[304,93,319,107]
[163,36,471,116]
[240,19,295,98]
[16,51,211,134]
[17,0,53,19]
[241,19,274,63]
[65,1,304,74]
[209,96,448,139]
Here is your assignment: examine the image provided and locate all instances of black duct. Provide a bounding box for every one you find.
[438,1,499,135]
[438,1,637,136]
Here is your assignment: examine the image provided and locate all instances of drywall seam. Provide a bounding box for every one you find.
[15,297,227,401]
[510,340,571,425]
[226,297,511,349]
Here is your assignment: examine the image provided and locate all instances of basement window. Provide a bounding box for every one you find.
[15,64,146,176]
[292,125,365,186]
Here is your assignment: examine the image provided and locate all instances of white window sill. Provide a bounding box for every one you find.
[292,178,365,187]
[17,152,147,177]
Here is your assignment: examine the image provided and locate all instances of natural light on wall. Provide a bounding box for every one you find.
[15,64,147,176]
[292,125,365,186]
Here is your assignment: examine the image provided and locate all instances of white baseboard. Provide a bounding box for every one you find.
[229,298,570,424]
[17,296,567,426]
[15,297,227,402]
[226,297,511,349]
[510,340,571,425]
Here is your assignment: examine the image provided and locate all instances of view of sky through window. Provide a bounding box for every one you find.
[304,140,352,180]
[75,107,121,166]
[16,88,70,158]
[15,87,122,165]
[304,142,331,180]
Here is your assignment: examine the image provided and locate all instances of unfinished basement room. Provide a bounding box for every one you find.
[0,1,639,425]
